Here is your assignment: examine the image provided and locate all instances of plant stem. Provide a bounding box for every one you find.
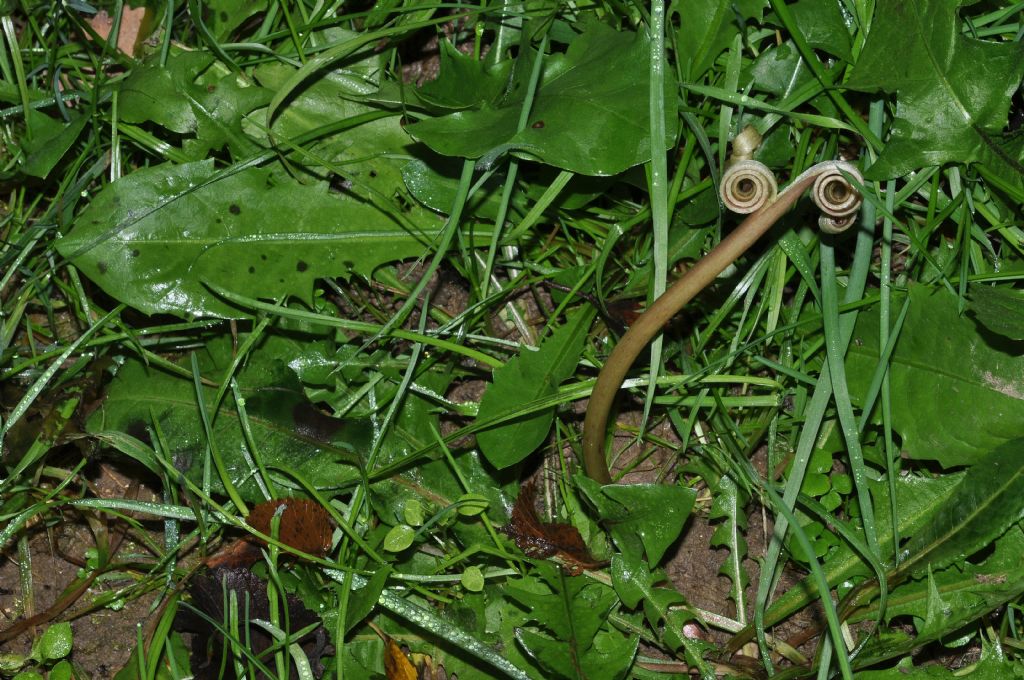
[581,162,856,484]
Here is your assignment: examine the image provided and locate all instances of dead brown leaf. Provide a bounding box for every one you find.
[384,638,418,680]
[499,479,606,575]
[86,5,152,57]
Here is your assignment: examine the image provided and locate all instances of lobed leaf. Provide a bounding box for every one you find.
[968,285,1024,341]
[577,477,696,566]
[846,0,1024,179]
[56,160,457,318]
[119,51,270,159]
[408,23,678,176]
[847,284,1024,467]
[896,438,1024,579]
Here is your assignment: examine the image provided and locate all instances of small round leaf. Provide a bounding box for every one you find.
[383,525,415,552]
[456,494,489,516]
[802,473,831,497]
[12,672,44,680]
[403,500,425,526]
[38,622,72,661]
[460,566,484,592]
[49,660,73,680]
[831,473,853,495]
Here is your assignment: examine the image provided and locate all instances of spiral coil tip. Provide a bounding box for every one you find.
[720,159,863,234]
[720,160,778,214]
[811,162,863,234]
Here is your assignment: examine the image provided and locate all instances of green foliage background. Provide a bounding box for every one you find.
[2,0,1023,678]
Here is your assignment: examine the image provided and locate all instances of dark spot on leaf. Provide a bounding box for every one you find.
[369,170,377,178]
[97,262,107,274]
[125,420,151,443]
[219,10,228,22]
[206,84,216,93]
[292,403,343,444]
[279,278,285,283]
[215,217,222,223]
[248,266,255,274]
[112,196,120,204]
[172,451,191,472]
[229,204,241,215]
[260,254,267,261]
[131,248,140,257]
[532,120,545,128]
[296,260,308,272]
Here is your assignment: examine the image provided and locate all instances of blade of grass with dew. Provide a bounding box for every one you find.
[355,290,432,545]
[641,0,671,445]
[749,213,861,657]
[744,98,885,663]
[230,378,275,502]
[0,305,124,464]
[190,354,248,515]
[349,159,476,359]
[879,168,900,560]
[481,32,549,299]
[820,239,878,553]
[751,465,856,680]
[204,284,502,368]
[854,297,911,433]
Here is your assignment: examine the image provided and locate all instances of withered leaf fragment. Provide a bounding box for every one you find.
[206,497,333,569]
[384,637,418,680]
[499,479,606,575]
[246,498,333,556]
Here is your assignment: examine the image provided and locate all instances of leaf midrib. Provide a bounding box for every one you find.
[900,449,1024,577]
[910,2,972,127]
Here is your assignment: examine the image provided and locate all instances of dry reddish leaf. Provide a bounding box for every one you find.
[87,5,152,57]
[204,535,262,569]
[246,498,333,557]
[205,498,333,569]
[384,638,418,680]
[499,479,606,575]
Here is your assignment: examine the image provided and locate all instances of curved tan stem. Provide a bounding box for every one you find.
[581,161,862,484]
